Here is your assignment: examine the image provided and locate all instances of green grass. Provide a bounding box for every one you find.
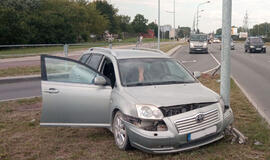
[0,66,40,77]
[0,75,269,160]
[0,42,181,78]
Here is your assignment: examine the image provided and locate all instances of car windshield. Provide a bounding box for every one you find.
[118,58,196,87]
[190,34,207,42]
[250,38,263,43]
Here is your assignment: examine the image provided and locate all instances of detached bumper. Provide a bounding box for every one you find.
[124,108,234,154]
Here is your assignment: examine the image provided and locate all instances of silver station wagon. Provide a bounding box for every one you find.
[40,48,234,153]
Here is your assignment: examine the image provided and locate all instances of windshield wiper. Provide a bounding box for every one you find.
[126,82,155,87]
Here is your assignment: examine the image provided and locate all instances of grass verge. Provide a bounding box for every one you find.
[0,42,181,78]
[0,66,40,78]
[0,75,269,160]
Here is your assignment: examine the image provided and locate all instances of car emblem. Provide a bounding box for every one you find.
[196,114,205,123]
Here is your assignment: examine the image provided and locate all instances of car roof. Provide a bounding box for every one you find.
[92,49,171,60]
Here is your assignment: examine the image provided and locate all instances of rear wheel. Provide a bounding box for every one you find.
[113,111,131,150]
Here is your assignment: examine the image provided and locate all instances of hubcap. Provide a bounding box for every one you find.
[114,115,126,146]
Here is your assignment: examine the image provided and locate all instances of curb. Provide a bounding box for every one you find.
[167,44,182,56]
[231,76,270,125]
[0,75,41,84]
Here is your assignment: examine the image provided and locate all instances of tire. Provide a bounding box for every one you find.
[263,49,266,53]
[113,111,131,150]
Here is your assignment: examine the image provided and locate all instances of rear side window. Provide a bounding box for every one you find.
[87,54,103,70]
[80,54,91,63]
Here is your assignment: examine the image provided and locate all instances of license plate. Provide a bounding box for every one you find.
[196,48,202,50]
[256,48,262,50]
[188,126,217,141]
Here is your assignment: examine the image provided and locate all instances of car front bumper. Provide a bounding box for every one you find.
[124,107,234,154]
[190,48,208,53]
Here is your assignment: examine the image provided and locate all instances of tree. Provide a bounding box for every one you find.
[93,0,119,33]
[131,14,148,33]
[118,15,132,33]
[216,28,222,35]
[177,26,191,38]
[0,0,110,44]
[148,22,158,37]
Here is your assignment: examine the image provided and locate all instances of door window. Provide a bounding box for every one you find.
[86,54,103,70]
[42,56,98,84]
[79,54,91,64]
[101,57,116,87]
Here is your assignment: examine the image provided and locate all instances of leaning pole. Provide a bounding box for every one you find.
[220,0,232,107]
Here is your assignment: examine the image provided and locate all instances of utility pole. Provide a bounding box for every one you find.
[158,0,160,50]
[243,11,249,33]
[220,0,232,107]
[196,1,210,33]
[173,0,176,40]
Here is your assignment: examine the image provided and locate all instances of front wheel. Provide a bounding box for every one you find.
[113,111,131,150]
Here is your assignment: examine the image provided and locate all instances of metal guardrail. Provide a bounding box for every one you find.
[0,40,161,58]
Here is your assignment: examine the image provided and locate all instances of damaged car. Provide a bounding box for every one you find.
[40,48,234,153]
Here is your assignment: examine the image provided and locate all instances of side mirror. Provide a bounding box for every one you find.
[94,76,107,86]
[193,71,201,79]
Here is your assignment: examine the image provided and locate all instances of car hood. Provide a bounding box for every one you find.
[122,83,219,107]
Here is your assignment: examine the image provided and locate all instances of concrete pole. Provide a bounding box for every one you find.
[158,0,161,50]
[174,0,175,39]
[196,5,199,33]
[220,0,232,106]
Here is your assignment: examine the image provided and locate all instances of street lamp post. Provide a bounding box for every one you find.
[165,0,176,39]
[196,1,210,33]
[193,10,204,33]
[158,0,160,50]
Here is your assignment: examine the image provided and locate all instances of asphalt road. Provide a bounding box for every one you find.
[172,43,270,123]
[1,43,270,124]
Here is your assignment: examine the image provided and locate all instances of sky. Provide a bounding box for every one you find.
[110,0,270,33]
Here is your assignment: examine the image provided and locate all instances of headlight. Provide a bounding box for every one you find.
[190,43,194,48]
[203,42,208,48]
[250,46,255,48]
[263,46,266,48]
[136,105,164,120]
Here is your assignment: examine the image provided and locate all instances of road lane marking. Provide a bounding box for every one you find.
[202,52,221,74]
[181,60,197,63]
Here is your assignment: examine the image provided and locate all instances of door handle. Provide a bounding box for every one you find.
[44,88,59,94]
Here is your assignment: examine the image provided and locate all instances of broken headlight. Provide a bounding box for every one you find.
[124,115,168,131]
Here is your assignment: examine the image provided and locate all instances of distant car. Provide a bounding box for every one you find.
[231,39,235,50]
[189,34,209,54]
[219,38,235,50]
[244,37,266,53]
[213,38,221,43]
